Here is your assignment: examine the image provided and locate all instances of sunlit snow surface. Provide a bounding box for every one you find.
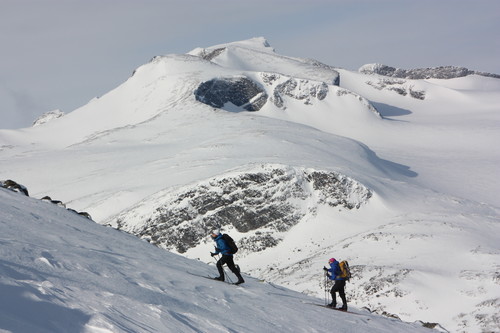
[1,37,499,332]
[0,188,434,333]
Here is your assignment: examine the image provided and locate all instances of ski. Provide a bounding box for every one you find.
[186,271,243,286]
[306,303,364,316]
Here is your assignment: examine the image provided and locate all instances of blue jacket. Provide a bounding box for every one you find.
[213,234,233,256]
[327,260,345,281]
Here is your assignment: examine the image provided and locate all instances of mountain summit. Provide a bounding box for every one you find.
[1,38,499,333]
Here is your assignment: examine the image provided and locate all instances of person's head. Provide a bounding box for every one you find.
[210,230,221,239]
[328,258,336,264]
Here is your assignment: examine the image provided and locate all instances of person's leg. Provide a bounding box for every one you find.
[224,255,245,284]
[329,285,337,308]
[331,280,346,308]
[338,280,347,310]
[215,257,225,280]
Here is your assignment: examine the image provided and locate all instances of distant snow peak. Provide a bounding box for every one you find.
[251,36,272,48]
[112,164,372,254]
[32,109,65,127]
[189,37,274,59]
[359,63,500,79]
[214,36,273,52]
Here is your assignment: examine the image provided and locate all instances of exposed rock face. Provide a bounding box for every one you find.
[365,78,426,100]
[198,47,226,61]
[0,180,93,220]
[38,194,93,220]
[260,73,329,109]
[195,77,268,111]
[0,179,29,196]
[41,195,66,208]
[195,73,336,112]
[359,63,500,79]
[32,109,65,127]
[113,165,372,254]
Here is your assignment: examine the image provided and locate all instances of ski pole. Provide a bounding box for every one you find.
[324,272,327,305]
[325,272,329,306]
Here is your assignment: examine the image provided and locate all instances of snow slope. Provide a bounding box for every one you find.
[335,69,500,207]
[0,188,434,333]
[0,37,499,332]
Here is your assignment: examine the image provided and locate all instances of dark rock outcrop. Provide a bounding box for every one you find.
[365,79,426,100]
[41,195,66,208]
[114,165,372,254]
[359,63,500,79]
[0,179,29,196]
[67,208,93,220]
[199,47,226,61]
[32,109,65,127]
[1,180,92,220]
[260,73,329,109]
[195,77,268,111]
[41,195,93,220]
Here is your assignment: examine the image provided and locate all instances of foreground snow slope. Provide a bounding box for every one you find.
[0,188,433,333]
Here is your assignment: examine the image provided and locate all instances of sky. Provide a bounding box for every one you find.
[1,0,499,129]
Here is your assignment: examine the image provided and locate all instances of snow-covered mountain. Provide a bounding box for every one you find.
[1,37,499,332]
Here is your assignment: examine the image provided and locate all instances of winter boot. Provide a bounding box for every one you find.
[234,273,245,285]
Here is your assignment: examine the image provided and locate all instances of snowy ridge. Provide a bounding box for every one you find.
[189,37,341,85]
[359,63,500,79]
[32,109,65,127]
[109,164,372,254]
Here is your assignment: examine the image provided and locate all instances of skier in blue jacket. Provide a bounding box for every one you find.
[210,230,244,285]
[324,258,348,310]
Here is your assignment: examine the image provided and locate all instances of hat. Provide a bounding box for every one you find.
[211,230,221,236]
[328,258,336,263]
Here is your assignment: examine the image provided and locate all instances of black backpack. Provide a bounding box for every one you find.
[221,234,238,254]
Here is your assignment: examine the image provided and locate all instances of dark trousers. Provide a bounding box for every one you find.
[330,280,347,307]
[216,255,243,281]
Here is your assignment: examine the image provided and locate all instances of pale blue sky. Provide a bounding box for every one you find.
[1,0,499,128]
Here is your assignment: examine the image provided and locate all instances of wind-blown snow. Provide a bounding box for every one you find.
[1,37,499,332]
